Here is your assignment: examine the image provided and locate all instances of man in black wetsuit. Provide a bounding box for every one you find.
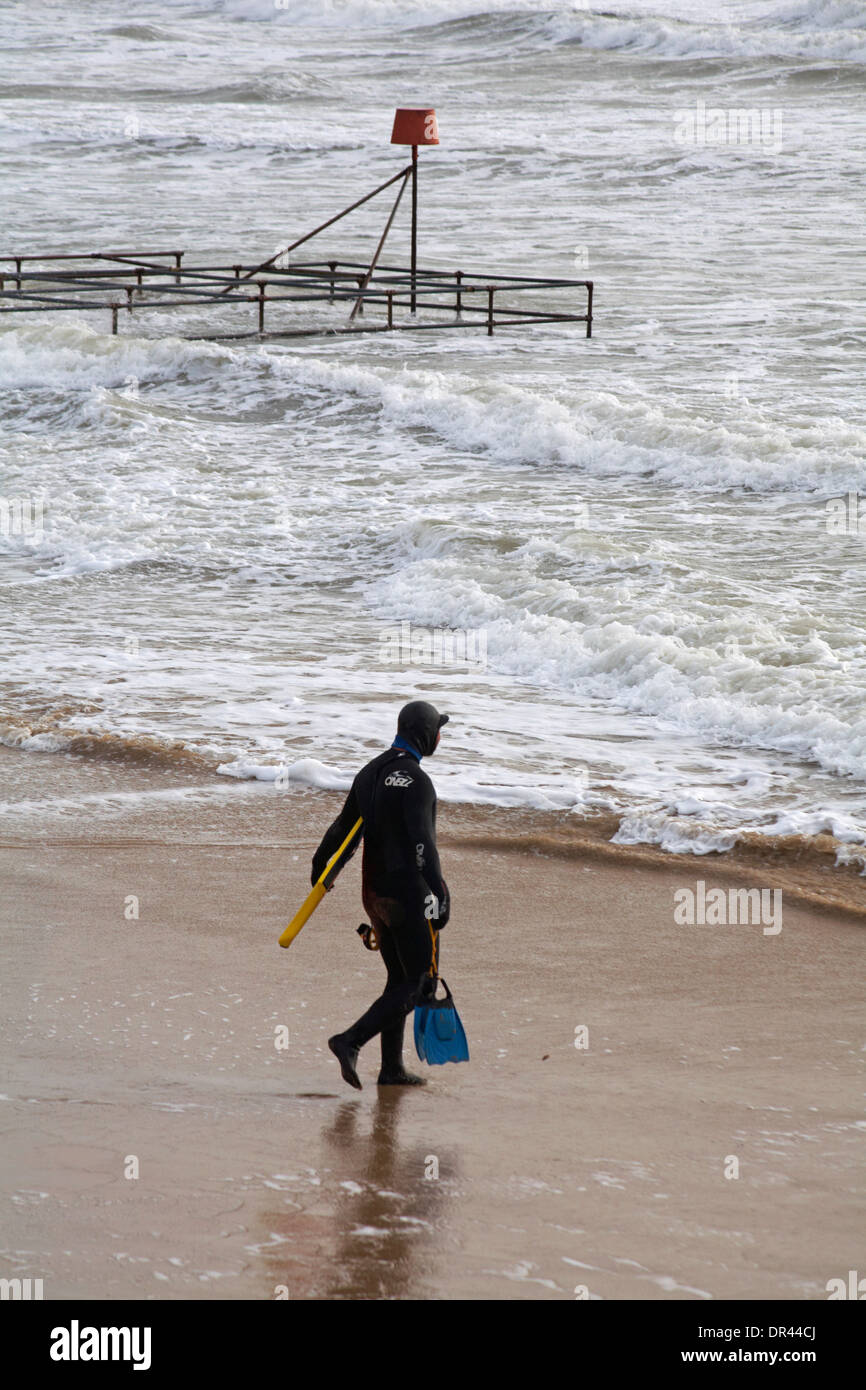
[311,699,450,1090]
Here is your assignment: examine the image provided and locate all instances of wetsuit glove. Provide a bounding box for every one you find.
[439,884,450,929]
[428,883,449,930]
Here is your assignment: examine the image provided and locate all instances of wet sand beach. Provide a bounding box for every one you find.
[3,0,866,1316]
[1,748,862,1300]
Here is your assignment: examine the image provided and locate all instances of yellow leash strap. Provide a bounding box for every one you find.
[428,920,439,977]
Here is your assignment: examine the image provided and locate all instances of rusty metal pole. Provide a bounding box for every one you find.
[586,280,593,339]
[348,169,409,324]
[328,260,337,300]
[387,291,393,328]
[410,144,418,314]
[258,282,265,333]
[390,109,438,314]
[111,304,119,335]
[487,286,494,336]
[174,252,182,284]
[223,165,412,295]
[455,270,463,319]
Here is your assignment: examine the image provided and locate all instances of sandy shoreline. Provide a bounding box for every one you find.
[2,735,864,916]
[1,746,863,1299]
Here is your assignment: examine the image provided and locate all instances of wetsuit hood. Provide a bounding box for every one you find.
[396,700,449,759]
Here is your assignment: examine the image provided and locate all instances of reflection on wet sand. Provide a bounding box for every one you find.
[260,1091,458,1300]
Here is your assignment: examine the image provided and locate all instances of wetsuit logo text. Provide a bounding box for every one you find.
[384,772,414,788]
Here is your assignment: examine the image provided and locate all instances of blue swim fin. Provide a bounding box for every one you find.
[414,978,469,1065]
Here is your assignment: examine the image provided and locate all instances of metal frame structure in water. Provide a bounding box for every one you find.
[0,252,593,340]
[0,166,594,341]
